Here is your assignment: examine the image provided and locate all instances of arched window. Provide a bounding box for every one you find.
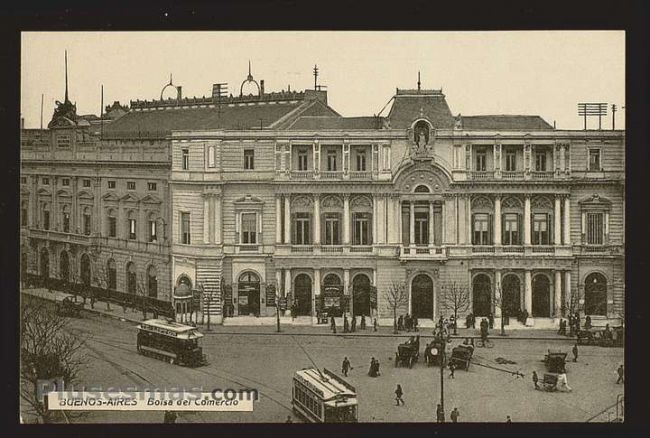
[127,211,137,240]
[238,272,260,316]
[321,195,343,246]
[501,197,523,246]
[531,196,554,245]
[585,273,607,316]
[42,203,50,230]
[414,185,430,193]
[471,197,493,245]
[40,248,50,279]
[147,212,159,242]
[62,205,71,233]
[106,209,117,238]
[80,254,91,286]
[147,265,158,298]
[21,201,28,227]
[126,262,137,294]
[351,195,372,246]
[60,250,70,283]
[472,274,491,316]
[291,196,313,245]
[83,206,92,235]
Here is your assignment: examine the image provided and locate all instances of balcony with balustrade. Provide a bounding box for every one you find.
[399,245,446,260]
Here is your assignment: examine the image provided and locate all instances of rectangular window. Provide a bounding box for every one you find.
[108,180,116,189]
[505,150,517,171]
[324,213,341,245]
[63,213,70,233]
[588,149,601,171]
[383,146,391,170]
[108,217,116,237]
[535,152,547,171]
[181,212,191,244]
[241,213,257,244]
[401,204,410,245]
[244,150,255,170]
[182,149,189,170]
[148,182,157,191]
[356,152,367,171]
[207,146,216,168]
[503,213,520,245]
[475,149,487,171]
[43,211,50,230]
[127,181,136,190]
[83,179,91,188]
[293,212,310,245]
[128,219,137,240]
[353,212,371,245]
[298,150,308,171]
[586,212,604,245]
[149,220,157,242]
[473,213,491,245]
[42,177,50,185]
[83,214,91,235]
[532,213,549,245]
[414,209,429,245]
[327,150,337,171]
[62,178,70,186]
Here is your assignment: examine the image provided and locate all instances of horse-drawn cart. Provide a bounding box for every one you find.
[544,351,567,373]
[449,344,474,371]
[395,336,420,368]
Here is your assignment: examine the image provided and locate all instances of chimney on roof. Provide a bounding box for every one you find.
[260,80,265,95]
[177,86,182,101]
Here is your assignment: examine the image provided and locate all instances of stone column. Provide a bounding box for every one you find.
[494,270,502,318]
[524,196,531,245]
[203,196,210,244]
[72,177,78,232]
[313,194,321,245]
[524,270,533,323]
[409,201,415,246]
[214,196,222,244]
[276,269,283,297]
[343,194,350,245]
[372,195,377,244]
[564,271,572,316]
[314,268,321,319]
[554,270,562,318]
[563,197,571,245]
[275,196,282,244]
[343,269,350,315]
[52,177,59,230]
[284,196,291,244]
[494,195,502,246]
[466,196,473,245]
[554,196,562,245]
[285,269,292,302]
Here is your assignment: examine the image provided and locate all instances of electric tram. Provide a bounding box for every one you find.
[292,368,358,423]
[136,319,207,367]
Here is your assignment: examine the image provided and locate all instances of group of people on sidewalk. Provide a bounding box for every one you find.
[396,314,419,332]
[330,314,377,334]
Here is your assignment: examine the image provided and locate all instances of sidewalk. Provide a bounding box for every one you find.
[22,287,575,340]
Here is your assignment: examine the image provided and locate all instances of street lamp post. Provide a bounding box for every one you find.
[435,316,446,422]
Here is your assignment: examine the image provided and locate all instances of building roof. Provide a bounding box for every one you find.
[387,89,455,129]
[287,116,384,130]
[460,115,553,130]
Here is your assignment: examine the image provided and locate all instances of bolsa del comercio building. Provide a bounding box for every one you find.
[20,62,625,329]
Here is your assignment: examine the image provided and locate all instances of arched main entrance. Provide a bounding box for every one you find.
[238,272,260,316]
[294,274,313,316]
[147,265,158,298]
[352,274,371,317]
[502,274,521,317]
[60,251,70,283]
[80,254,91,287]
[40,249,50,279]
[472,274,491,317]
[411,274,434,319]
[585,273,607,316]
[322,274,343,316]
[532,274,551,317]
[126,262,137,294]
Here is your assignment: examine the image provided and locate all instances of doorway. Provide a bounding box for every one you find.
[411,274,433,319]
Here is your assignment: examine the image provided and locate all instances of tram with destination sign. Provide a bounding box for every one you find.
[292,368,358,423]
[136,319,207,367]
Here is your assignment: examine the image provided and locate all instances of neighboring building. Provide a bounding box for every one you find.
[20,65,625,328]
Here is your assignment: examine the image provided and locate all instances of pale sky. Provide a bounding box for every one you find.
[21,31,625,130]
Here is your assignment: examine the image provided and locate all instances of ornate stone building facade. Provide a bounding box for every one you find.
[21,70,625,328]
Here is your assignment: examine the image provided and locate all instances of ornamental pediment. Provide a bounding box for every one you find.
[579,194,611,207]
[78,190,94,200]
[20,186,30,196]
[120,193,140,203]
[234,195,264,205]
[102,192,120,202]
[56,189,72,198]
[141,194,163,204]
[37,188,52,197]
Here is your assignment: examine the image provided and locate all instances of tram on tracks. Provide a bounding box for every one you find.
[292,368,358,423]
[136,319,207,367]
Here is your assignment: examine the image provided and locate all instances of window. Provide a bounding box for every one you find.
[21,205,27,226]
[62,178,70,186]
[324,213,341,245]
[241,213,256,244]
[356,152,367,171]
[148,182,157,191]
[473,213,491,245]
[108,216,116,237]
[244,150,255,170]
[83,209,91,235]
[181,212,191,244]
[382,146,391,170]
[149,220,157,242]
[298,150,308,171]
[83,179,91,188]
[414,209,429,245]
[532,213,549,245]
[475,149,487,171]
[353,212,371,245]
[127,181,135,190]
[62,210,70,233]
[293,212,310,245]
[503,213,520,245]
[108,180,116,189]
[586,212,604,245]
[505,150,517,171]
[182,149,189,170]
[588,149,601,171]
[327,150,337,171]
[128,218,137,240]
[42,177,50,185]
[207,146,216,168]
[535,152,547,171]
[43,209,50,230]
[21,177,27,184]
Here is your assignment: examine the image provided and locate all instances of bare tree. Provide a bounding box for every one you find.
[135,272,150,320]
[441,281,471,335]
[20,296,88,423]
[384,280,408,334]
[92,261,111,311]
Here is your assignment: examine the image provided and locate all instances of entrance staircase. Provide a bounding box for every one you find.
[196,259,222,321]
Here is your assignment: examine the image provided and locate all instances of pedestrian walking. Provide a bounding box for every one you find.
[330,315,337,334]
[413,316,419,332]
[163,410,177,424]
[351,316,357,332]
[342,357,352,377]
[343,314,350,333]
[360,315,367,330]
[616,365,624,384]
[369,357,377,377]
[450,407,459,423]
[574,312,581,331]
[488,312,494,329]
[585,315,592,330]
[436,404,445,423]
[405,314,412,332]
[572,343,578,362]
[394,384,404,406]
[375,359,381,376]
[397,315,404,331]
[448,362,456,379]
[532,371,539,390]
[373,317,378,332]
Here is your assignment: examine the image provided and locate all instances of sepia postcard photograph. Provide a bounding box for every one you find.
[17,29,628,425]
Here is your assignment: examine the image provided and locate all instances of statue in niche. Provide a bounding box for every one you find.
[412,120,432,157]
